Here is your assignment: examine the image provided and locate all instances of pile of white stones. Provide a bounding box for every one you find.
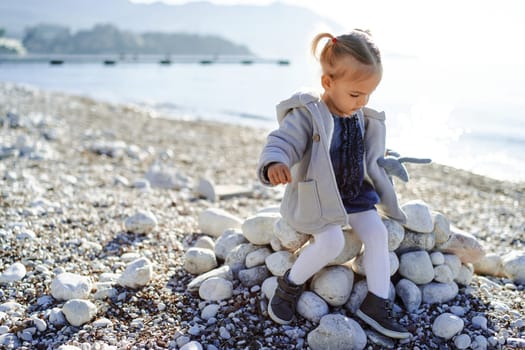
[184,199,525,349]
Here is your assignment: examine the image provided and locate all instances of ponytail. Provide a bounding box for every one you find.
[311,29,382,79]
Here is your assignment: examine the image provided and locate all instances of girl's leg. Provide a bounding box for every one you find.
[349,210,410,339]
[347,209,390,298]
[268,224,345,324]
[288,224,345,285]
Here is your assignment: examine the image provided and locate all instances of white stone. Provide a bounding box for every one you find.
[383,218,405,251]
[474,253,504,277]
[307,314,367,350]
[194,236,215,251]
[245,247,272,268]
[328,228,362,265]
[145,164,185,189]
[62,299,97,327]
[123,210,157,234]
[121,252,142,263]
[0,301,24,313]
[117,257,154,289]
[265,251,295,277]
[434,264,454,284]
[99,273,120,283]
[92,318,113,328]
[432,313,464,339]
[31,317,47,332]
[261,276,278,300]
[94,288,117,300]
[433,212,451,244]
[0,262,26,283]
[48,307,66,325]
[225,243,259,273]
[472,335,488,350]
[186,265,233,292]
[443,254,462,279]
[198,277,233,301]
[241,212,280,245]
[454,334,472,349]
[352,252,398,276]
[0,333,20,348]
[430,251,445,265]
[472,315,488,330]
[238,266,269,287]
[297,291,329,323]
[402,200,434,233]
[270,236,283,251]
[184,247,218,274]
[502,251,525,284]
[201,304,220,320]
[344,280,368,313]
[273,218,309,251]
[436,227,485,264]
[180,341,203,350]
[398,230,435,251]
[16,230,37,240]
[214,229,247,261]
[50,273,92,301]
[57,346,82,350]
[421,282,459,304]
[198,208,242,237]
[310,266,354,306]
[454,264,474,286]
[396,278,422,313]
[399,250,434,284]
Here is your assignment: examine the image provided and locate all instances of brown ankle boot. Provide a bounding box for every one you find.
[267,270,304,325]
[355,292,411,339]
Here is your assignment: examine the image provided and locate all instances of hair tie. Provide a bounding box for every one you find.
[332,37,337,44]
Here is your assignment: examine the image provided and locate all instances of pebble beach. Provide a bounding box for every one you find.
[0,82,524,349]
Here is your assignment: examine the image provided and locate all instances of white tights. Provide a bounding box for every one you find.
[288,210,390,299]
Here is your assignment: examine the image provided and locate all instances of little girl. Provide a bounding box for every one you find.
[257,30,410,339]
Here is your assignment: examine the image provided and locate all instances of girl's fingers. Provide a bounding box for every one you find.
[278,170,288,184]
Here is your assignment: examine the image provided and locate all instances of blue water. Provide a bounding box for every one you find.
[1,56,524,182]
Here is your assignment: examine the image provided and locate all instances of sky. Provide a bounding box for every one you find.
[131,0,525,63]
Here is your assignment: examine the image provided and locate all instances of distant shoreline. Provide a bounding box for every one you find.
[0,54,290,66]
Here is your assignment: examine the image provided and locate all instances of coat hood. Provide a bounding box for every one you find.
[275,90,386,124]
[275,90,321,124]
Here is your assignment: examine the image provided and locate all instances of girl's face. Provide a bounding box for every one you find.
[321,58,382,117]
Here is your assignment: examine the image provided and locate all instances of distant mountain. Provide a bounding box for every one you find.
[22,23,251,55]
[0,0,342,58]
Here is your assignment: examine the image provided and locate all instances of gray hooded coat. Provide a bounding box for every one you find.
[257,91,406,234]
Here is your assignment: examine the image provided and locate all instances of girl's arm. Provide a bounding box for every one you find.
[257,107,312,185]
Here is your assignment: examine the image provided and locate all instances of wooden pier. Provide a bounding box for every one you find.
[0,54,290,66]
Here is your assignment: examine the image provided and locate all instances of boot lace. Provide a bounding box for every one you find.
[383,300,395,318]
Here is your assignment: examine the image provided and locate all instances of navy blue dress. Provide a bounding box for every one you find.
[330,114,379,213]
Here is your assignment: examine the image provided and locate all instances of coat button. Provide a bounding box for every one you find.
[312,134,320,142]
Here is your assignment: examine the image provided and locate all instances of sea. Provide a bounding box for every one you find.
[1,54,524,183]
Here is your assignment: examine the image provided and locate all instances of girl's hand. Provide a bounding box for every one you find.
[267,163,292,185]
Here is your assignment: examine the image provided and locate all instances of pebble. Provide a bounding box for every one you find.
[432,313,464,339]
[62,299,98,327]
[0,262,27,283]
[123,210,158,234]
[50,273,92,300]
[454,333,471,349]
[198,277,233,301]
[117,257,154,289]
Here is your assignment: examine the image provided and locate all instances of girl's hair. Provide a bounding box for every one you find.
[311,29,382,80]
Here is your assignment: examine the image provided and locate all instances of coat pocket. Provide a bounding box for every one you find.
[294,180,322,224]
